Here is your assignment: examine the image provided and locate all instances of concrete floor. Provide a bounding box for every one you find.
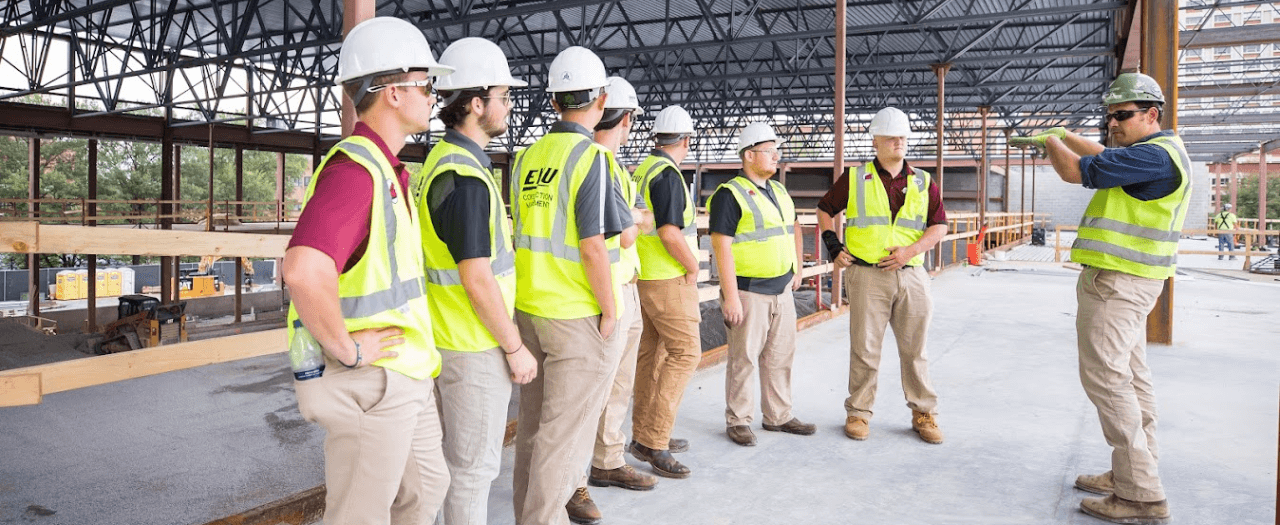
[0,260,1276,525]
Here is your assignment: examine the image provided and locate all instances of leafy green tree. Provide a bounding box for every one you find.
[1234,173,1280,234]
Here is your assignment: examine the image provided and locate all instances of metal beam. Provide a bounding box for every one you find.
[1181,24,1280,50]
[1179,82,1280,99]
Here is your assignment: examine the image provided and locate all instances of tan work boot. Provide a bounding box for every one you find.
[588,464,657,491]
[844,416,869,440]
[566,487,602,525]
[1080,494,1170,524]
[1075,471,1114,495]
[912,411,944,444]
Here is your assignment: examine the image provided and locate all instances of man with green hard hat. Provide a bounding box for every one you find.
[1011,71,1190,525]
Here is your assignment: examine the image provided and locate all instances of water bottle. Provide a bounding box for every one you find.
[289,319,325,381]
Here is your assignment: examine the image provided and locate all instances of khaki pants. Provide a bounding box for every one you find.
[513,310,624,525]
[435,347,512,525]
[724,288,796,427]
[591,282,646,469]
[294,357,449,525]
[632,277,703,450]
[843,265,939,420]
[1076,266,1166,502]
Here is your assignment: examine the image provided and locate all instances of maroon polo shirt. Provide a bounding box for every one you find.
[816,159,947,227]
[288,122,413,274]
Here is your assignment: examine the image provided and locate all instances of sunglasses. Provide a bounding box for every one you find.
[369,79,434,97]
[1104,109,1146,123]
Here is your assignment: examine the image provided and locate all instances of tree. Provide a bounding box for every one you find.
[1234,173,1280,235]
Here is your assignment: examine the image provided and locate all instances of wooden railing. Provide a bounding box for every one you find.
[1052,225,1272,270]
[0,198,303,227]
[935,211,1049,268]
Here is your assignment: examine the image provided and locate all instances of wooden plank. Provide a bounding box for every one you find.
[0,221,39,254]
[0,329,286,405]
[0,374,42,407]
[801,262,834,278]
[0,222,289,258]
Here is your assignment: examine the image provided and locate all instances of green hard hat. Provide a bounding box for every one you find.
[1103,72,1165,105]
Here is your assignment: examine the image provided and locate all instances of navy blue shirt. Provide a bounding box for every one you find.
[1079,130,1180,201]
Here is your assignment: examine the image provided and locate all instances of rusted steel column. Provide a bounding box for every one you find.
[1260,143,1269,247]
[161,126,174,303]
[1211,163,1220,210]
[341,0,376,137]
[977,106,990,229]
[88,139,98,330]
[1003,128,1011,215]
[27,138,41,317]
[1020,148,1027,234]
[1229,156,1238,209]
[930,63,951,270]
[1142,0,1177,345]
[832,0,846,308]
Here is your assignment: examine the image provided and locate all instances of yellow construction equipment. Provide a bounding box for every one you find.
[95,295,188,354]
[198,256,256,290]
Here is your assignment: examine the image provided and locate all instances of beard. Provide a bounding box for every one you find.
[480,110,508,138]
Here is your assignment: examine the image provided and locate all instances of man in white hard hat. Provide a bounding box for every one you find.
[1213,202,1237,260]
[509,46,636,525]
[408,37,535,525]
[282,16,451,524]
[628,105,701,474]
[1010,71,1186,524]
[816,107,948,445]
[566,75,658,525]
[710,122,816,447]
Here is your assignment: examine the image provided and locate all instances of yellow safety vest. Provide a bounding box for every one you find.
[633,154,698,281]
[605,152,641,285]
[844,162,931,267]
[511,131,622,319]
[713,176,796,279]
[287,136,439,379]
[1213,211,1236,230]
[410,139,516,353]
[1071,134,1192,280]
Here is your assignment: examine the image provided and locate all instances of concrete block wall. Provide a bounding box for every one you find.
[1006,162,1210,230]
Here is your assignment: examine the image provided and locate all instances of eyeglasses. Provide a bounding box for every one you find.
[749,147,781,158]
[483,92,513,106]
[369,79,434,97]
[1104,109,1145,123]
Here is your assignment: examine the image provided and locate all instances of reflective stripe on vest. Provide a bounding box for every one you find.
[287,136,438,379]
[843,163,930,267]
[634,154,699,280]
[1070,134,1192,279]
[717,176,796,279]
[511,139,621,265]
[414,140,517,352]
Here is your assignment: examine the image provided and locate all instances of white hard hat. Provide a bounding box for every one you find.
[737,122,783,154]
[1224,203,1233,210]
[602,76,643,115]
[434,37,528,92]
[336,17,454,84]
[868,107,912,138]
[653,106,695,135]
[546,46,609,93]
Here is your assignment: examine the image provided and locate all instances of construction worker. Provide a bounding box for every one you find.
[509,46,636,525]
[1010,71,1188,524]
[1213,203,1237,260]
[816,107,948,445]
[409,37,535,525]
[710,122,816,447]
[629,105,702,475]
[567,75,658,525]
[281,17,451,524]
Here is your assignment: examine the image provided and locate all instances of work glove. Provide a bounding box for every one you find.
[821,230,845,260]
[1009,127,1068,149]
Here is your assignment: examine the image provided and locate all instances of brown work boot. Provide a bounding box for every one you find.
[844,416,869,440]
[762,417,817,435]
[566,487,602,525]
[726,425,757,446]
[912,411,944,444]
[630,442,691,478]
[1080,494,1170,524]
[668,437,690,453]
[1075,471,1114,495]
[588,464,657,491]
